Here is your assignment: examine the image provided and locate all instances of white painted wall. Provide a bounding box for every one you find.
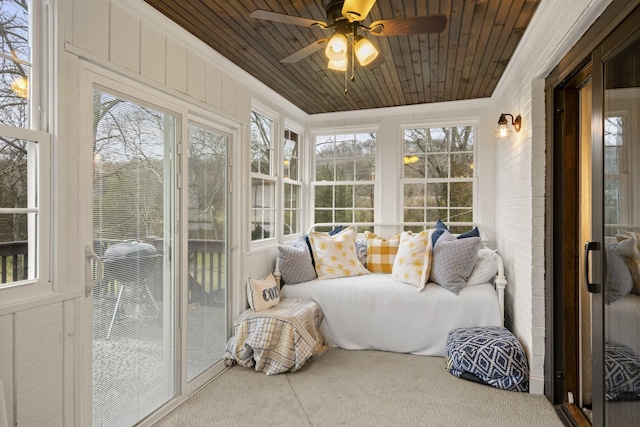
[0,0,619,424]
[491,0,613,394]
[2,0,306,425]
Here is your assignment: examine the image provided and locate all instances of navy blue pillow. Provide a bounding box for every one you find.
[304,225,344,267]
[431,220,449,247]
[459,227,480,239]
[431,220,480,247]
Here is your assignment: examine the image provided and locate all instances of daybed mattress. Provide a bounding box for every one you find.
[280,274,502,356]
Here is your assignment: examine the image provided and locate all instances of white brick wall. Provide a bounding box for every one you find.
[491,0,612,394]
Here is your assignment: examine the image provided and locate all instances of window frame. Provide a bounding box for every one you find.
[0,0,51,300]
[399,121,477,231]
[0,124,51,296]
[249,107,278,246]
[282,122,304,239]
[603,90,639,232]
[311,128,377,229]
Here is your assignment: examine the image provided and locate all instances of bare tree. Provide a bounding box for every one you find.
[0,1,29,243]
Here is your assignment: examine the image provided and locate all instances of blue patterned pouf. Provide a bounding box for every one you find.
[445,326,529,392]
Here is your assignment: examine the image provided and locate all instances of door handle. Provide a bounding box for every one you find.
[85,245,104,296]
[584,241,601,293]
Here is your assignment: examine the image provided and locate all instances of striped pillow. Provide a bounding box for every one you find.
[365,232,401,273]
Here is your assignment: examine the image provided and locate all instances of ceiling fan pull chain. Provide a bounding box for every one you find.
[344,66,348,93]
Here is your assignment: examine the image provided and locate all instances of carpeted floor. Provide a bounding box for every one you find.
[155,348,564,426]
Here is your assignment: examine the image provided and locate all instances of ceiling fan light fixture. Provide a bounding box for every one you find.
[354,36,378,66]
[325,33,348,61]
[328,57,348,71]
[342,0,376,22]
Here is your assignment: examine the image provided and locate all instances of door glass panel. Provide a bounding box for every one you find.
[187,123,227,381]
[92,90,176,426]
[603,38,640,424]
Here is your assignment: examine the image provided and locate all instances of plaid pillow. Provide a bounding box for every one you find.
[365,232,401,273]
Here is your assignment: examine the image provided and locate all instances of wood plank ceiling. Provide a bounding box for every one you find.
[144,0,541,115]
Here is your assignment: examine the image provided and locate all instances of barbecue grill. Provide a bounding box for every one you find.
[102,241,162,339]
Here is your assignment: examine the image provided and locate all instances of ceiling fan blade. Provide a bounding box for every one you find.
[250,9,327,28]
[341,0,376,22]
[368,15,447,36]
[280,39,327,64]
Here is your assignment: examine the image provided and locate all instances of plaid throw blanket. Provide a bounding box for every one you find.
[225,298,329,375]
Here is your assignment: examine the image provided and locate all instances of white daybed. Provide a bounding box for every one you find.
[275,223,507,357]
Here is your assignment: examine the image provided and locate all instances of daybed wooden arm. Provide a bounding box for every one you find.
[274,258,282,288]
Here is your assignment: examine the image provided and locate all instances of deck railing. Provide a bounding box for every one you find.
[0,241,28,283]
[0,239,226,293]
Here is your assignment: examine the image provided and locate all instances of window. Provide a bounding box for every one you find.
[250,111,276,241]
[0,1,31,129]
[313,132,375,226]
[604,115,629,227]
[0,0,50,290]
[402,126,474,233]
[283,128,301,236]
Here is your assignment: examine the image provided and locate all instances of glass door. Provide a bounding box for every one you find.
[599,35,640,426]
[185,123,229,382]
[91,89,177,426]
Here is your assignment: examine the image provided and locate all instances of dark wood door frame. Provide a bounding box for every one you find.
[545,1,640,425]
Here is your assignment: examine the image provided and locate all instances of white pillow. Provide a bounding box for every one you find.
[616,232,640,294]
[391,230,433,290]
[309,226,370,279]
[466,248,499,286]
[247,273,280,311]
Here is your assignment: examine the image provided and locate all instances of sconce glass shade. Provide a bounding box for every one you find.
[495,113,522,139]
[354,36,378,66]
[11,76,28,99]
[495,123,512,139]
[328,57,348,71]
[325,33,348,61]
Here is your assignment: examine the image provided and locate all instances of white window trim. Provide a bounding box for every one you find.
[0,124,51,302]
[310,127,378,227]
[0,0,52,304]
[249,104,280,249]
[281,121,304,242]
[398,120,478,228]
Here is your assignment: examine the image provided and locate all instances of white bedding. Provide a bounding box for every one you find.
[280,274,502,356]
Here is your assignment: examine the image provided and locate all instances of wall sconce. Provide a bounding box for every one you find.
[495,113,522,139]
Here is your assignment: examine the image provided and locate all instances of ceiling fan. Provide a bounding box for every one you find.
[250,0,447,90]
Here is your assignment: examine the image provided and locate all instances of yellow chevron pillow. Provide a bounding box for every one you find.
[391,230,434,290]
[309,226,371,279]
[365,232,401,273]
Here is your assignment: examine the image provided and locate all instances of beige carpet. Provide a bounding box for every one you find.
[155,348,563,426]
